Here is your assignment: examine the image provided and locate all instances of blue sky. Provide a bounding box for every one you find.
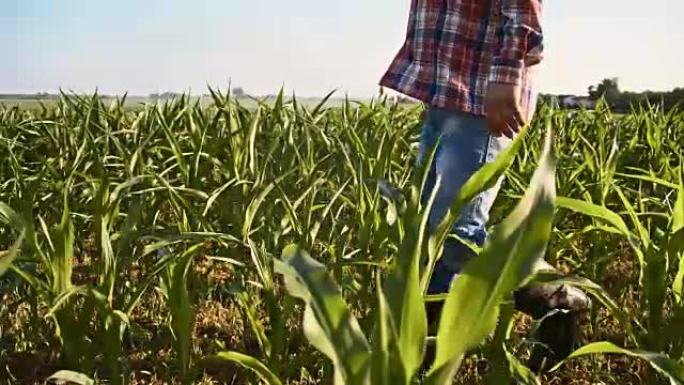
[2,0,683,96]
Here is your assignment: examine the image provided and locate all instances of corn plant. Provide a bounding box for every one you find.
[555,167,684,357]
[0,94,242,384]
[1,187,175,384]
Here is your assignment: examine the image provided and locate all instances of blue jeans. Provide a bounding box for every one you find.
[419,107,512,294]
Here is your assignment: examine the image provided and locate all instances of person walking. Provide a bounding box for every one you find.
[380,0,591,372]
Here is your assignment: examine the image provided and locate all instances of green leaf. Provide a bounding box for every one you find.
[53,193,74,294]
[555,196,631,236]
[213,351,284,385]
[0,230,25,278]
[202,177,244,216]
[504,345,540,385]
[0,201,25,230]
[311,89,338,117]
[274,245,370,385]
[9,264,50,293]
[615,172,679,189]
[247,107,262,176]
[92,180,116,302]
[242,168,297,239]
[425,128,557,385]
[425,123,530,290]
[46,370,94,385]
[370,273,402,385]
[236,291,272,360]
[124,249,178,316]
[551,341,684,385]
[157,108,189,182]
[673,231,684,303]
[644,246,669,350]
[486,302,516,385]
[48,285,90,315]
[674,256,684,304]
[310,178,350,244]
[556,193,646,281]
[168,243,202,380]
[382,172,438,383]
[673,174,684,233]
[615,186,650,250]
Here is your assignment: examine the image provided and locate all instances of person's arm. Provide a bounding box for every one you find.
[485,0,543,138]
[489,0,543,86]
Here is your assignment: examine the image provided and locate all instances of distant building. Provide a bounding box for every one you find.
[558,95,596,109]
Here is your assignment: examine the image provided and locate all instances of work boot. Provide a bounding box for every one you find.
[423,282,591,374]
[514,283,592,373]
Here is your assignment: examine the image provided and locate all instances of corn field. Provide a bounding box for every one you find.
[1,91,683,385]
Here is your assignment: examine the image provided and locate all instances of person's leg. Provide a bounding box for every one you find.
[420,107,511,294]
[418,107,592,374]
[418,107,510,372]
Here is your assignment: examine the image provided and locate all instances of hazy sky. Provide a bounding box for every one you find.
[2,0,682,96]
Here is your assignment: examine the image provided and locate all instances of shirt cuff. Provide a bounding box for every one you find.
[488,59,524,85]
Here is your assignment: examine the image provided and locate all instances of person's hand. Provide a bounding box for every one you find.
[485,82,525,139]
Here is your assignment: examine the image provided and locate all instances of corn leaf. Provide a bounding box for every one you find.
[46,370,94,385]
[213,351,284,385]
[615,172,679,189]
[370,273,403,385]
[615,186,650,250]
[274,245,370,385]
[168,243,202,381]
[551,341,684,385]
[0,230,25,278]
[672,178,684,302]
[382,173,438,383]
[485,301,516,385]
[555,197,631,236]
[242,169,297,239]
[53,193,74,294]
[0,201,25,230]
[673,176,684,232]
[505,344,541,385]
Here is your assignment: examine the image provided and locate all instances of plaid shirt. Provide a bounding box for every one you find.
[380,0,543,119]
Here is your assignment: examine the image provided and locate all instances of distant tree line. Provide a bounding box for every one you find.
[0,92,56,100]
[590,78,684,112]
[541,78,684,112]
[148,92,184,99]
[3,81,683,111]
